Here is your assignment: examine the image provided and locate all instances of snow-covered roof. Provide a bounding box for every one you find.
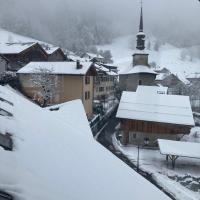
[136,85,168,95]
[44,47,60,55]
[156,73,168,81]
[120,65,157,75]
[45,100,93,139]
[158,139,200,159]
[0,85,171,200]
[0,42,36,54]
[186,73,200,79]
[117,91,194,126]
[17,61,93,75]
[86,53,104,59]
[94,63,118,76]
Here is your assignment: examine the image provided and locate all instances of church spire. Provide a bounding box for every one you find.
[136,1,146,50]
[139,6,143,32]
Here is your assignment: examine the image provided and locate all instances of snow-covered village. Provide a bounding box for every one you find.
[0,0,200,200]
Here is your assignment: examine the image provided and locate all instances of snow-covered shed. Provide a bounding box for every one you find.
[17,61,97,118]
[116,87,194,146]
[0,85,171,200]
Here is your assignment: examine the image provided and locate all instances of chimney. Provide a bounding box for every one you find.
[76,60,82,69]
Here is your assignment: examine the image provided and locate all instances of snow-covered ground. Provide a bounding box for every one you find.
[113,128,200,200]
[0,85,173,200]
[98,35,200,81]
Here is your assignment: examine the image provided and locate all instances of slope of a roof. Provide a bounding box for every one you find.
[0,42,36,54]
[117,90,194,126]
[120,65,157,75]
[0,85,171,200]
[17,61,93,75]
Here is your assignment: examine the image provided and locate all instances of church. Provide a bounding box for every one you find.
[119,6,157,92]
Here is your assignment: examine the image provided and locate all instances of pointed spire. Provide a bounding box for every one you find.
[139,5,143,32]
[136,0,146,50]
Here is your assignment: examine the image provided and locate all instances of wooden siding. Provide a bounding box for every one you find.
[121,119,191,135]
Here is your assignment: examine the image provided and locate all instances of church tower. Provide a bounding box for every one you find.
[132,2,149,67]
[119,2,157,92]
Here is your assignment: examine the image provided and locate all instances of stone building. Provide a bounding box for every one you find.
[119,6,157,92]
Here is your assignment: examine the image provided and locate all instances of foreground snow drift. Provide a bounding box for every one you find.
[0,86,171,200]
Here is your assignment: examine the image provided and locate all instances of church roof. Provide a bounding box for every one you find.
[120,65,157,75]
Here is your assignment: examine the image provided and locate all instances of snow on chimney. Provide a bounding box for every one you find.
[76,60,82,69]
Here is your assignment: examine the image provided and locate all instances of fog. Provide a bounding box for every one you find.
[0,0,200,51]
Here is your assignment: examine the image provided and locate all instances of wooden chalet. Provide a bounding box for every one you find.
[0,42,48,71]
[116,86,194,146]
[44,47,66,61]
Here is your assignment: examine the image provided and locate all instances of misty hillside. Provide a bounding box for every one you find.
[0,0,200,53]
[99,35,200,80]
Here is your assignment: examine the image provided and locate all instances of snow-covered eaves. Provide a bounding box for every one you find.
[94,63,118,76]
[17,61,93,75]
[117,91,194,126]
[120,65,157,75]
[158,139,200,159]
[0,85,171,200]
[0,42,36,54]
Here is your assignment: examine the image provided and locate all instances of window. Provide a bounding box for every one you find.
[99,87,104,92]
[85,76,90,84]
[139,80,142,85]
[85,91,90,100]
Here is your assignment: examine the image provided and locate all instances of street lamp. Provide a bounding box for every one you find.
[137,137,150,172]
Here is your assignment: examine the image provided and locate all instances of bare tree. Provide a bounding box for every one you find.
[31,68,59,107]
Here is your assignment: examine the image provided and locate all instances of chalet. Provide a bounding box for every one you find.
[93,63,118,102]
[156,73,189,95]
[81,53,104,63]
[44,47,66,61]
[116,86,194,146]
[119,7,157,92]
[17,61,96,118]
[0,42,48,71]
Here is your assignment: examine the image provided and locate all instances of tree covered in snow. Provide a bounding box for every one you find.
[31,68,59,107]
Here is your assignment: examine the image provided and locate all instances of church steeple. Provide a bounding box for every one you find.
[136,2,146,50]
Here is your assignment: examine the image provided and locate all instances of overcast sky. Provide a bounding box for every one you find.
[0,0,200,47]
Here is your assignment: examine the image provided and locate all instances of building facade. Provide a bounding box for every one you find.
[17,61,96,118]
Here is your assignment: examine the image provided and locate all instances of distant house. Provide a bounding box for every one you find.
[116,86,194,146]
[0,55,9,74]
[0,42,48,71]
[93,63,118,102]
[156,73,188,95]
[81,53,104,63]
[186,73,200,84]
[155,67,171,74]
[17,61,97,118]
[44,47,66,61]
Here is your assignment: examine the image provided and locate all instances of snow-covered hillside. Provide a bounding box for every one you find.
[0,28,56,49]
[0,86,171,200]
[99,35,200,78]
